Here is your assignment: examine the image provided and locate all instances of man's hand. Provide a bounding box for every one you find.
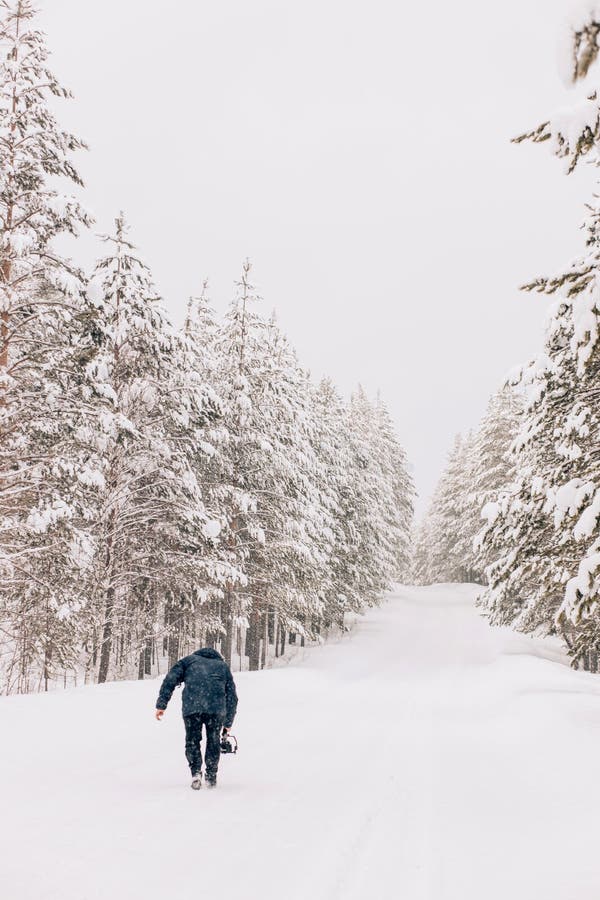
[155,709,164,721]
[222,726,229,735]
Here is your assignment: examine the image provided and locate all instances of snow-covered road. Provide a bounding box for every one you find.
[3,584,600,900]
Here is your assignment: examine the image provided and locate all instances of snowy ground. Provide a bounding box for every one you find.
[3,584,600,900]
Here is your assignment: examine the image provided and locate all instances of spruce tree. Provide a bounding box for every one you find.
[210,264,340,668]
[247,313,337,662]
[413,435,477,585]
[344,387,408,602]
[476,353,571,630]
[0,0,96,692]
[87,216,224,683]
[372,394,415,581]
[311,378,365,621]
[478,14,600,666]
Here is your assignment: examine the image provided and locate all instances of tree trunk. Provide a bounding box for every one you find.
[167,624,180,669]
[43,599,52,692]
[144,638,152,676]
[247,608,261,671]
[267,607,275,644]
[165,594,183,668]
[20,621,28,694]
[97,581,115,684]
[260,613,268,669]
[98,491,118,685]
[0,46,17,380]
[43,641,51,692]
[236,626,243,671]
[222,594,234,667]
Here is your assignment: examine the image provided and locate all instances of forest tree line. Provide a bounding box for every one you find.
[0,2,414,693]
[415,9,600,672]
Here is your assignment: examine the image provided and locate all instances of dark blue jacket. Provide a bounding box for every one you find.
[156,648,238,727]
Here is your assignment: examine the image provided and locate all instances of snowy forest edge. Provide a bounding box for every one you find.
[5,1,600,693]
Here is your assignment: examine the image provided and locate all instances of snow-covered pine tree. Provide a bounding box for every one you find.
[514,4,600,172]
[413,435,478,585]
[372,394,415,581]
[548,194,600,667]
[343,387,410,603]
[86,216,226,683]
[343,387,388,604]
[205,261,268,666]
[178,281,246,663]
[243,312,338,665]
[413,387,520,596]
[310,381,414,622]
[411,393,520,592]
[493,192,600,663]
[311,378,365,623]
[209,264,341,669]
[457,413,523,588]
[184,281,219,377]
[0,0,97,692]
[469,387,522,572]
[559,4,600,85]
[0,0,90,373]
[0,288,104,693]
[475,348,572,631]
[478,11,600,667]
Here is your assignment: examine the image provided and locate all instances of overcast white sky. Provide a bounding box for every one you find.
[41,0,594,514]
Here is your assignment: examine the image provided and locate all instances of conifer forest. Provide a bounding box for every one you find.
[0,1,415,692]
[4,0,600,692]
[6,3,600,900]
[414,6,600,673]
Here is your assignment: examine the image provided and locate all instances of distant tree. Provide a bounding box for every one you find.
[413,387,520,590]
[346,387,413,600]
[373,395,415,581]
[311,378,362,622]
[413,435,477,585]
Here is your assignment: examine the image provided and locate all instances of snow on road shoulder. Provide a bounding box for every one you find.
[2,584,600,900]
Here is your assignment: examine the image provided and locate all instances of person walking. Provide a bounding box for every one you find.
[155,647,238,790]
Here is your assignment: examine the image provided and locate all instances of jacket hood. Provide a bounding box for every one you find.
[193,648,224,660]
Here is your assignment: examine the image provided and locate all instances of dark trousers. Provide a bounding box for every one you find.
[183,713,222,777]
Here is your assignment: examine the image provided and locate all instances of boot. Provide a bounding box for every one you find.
[191,772,202,790]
